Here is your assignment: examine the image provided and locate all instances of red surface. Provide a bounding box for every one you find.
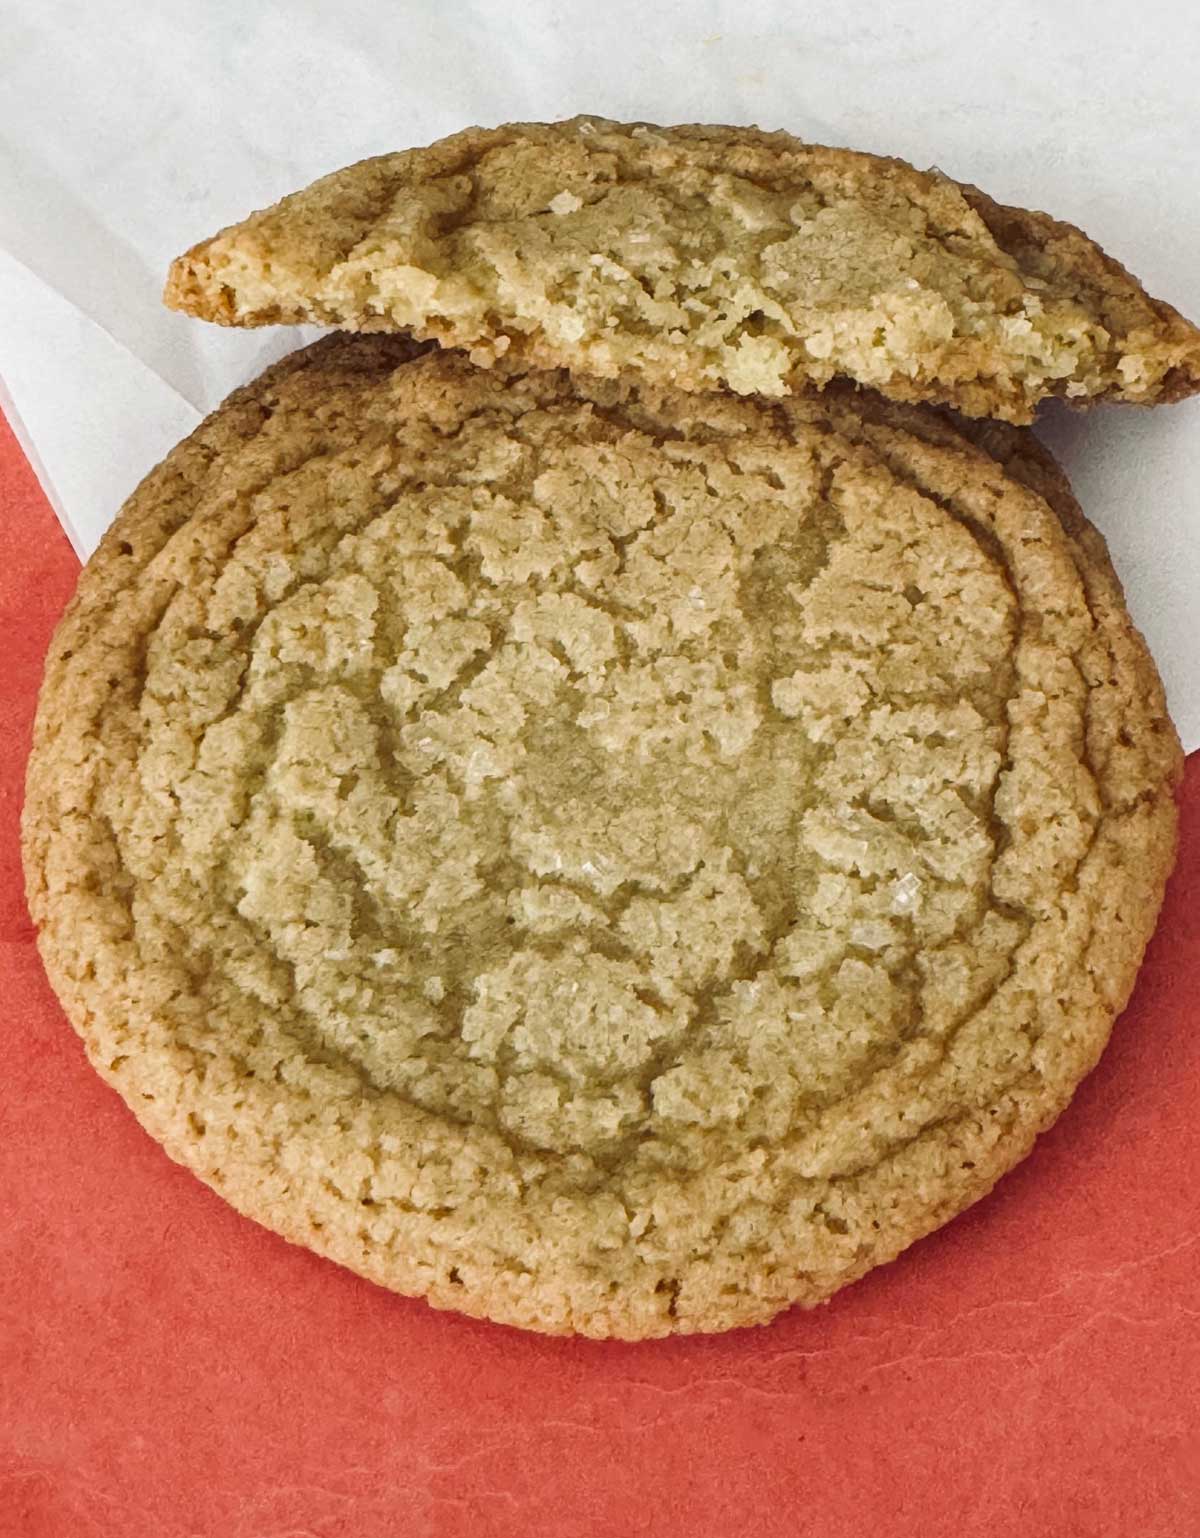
[1,405,1198,1538]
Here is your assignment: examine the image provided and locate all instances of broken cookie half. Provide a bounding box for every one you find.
[165,116,1200,423]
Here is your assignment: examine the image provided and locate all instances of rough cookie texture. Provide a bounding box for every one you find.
[165,117,1200,423]
[23,337,1181,1337]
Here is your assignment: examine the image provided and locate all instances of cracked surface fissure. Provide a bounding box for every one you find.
[23,337,1180,1338]
[134,353,1018,1166]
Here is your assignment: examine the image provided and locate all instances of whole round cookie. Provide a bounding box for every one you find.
[23,336,1180,1338]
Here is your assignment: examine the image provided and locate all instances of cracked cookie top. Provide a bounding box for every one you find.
[165,117,1200,423]
[23,336,1180,1337]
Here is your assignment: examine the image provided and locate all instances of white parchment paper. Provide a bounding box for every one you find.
[2,0,1197,746]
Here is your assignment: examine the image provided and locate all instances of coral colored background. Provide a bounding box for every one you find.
[1,406,1198,1538]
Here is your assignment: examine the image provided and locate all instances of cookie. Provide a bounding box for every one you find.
[22,336,1181,1337]
[165,117,1200,423]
